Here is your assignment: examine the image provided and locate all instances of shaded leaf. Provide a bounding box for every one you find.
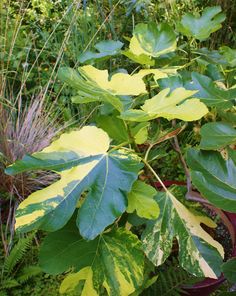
[221,258,236,283]
[78,40,123,63]
[6,126,142,240]
[220,46,236,67]
[127,181,159,219]
[185,72,235,108]
[200,122,236,150]
[142,188,224,279]
[187,148,236,212]
[96,115,129,143]
[177,6,226,41]
[120,88,208,122]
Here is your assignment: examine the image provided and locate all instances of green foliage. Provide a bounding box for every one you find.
[78,40,124,63]
[3,1,236,295]
[39,219,144,295]
[144,259,203,296]
[221,258,236,283]
[177,6,226,41]
[187,149,236,212]
[199,122,236,150]
[142,187,223,279]
[0,233,42,295]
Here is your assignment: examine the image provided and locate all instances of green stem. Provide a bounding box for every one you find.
[144,144,153,161]
[109,141,130,153]
[142,158,169,193]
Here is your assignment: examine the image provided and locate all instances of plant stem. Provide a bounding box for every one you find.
[142,158,168,192]
[171,120,192,193]
[109,141,130,153]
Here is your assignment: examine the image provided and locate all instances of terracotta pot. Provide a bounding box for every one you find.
[153,181,236,296]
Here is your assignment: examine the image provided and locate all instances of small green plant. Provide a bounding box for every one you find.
[4,4,236,296]
[0,233,42,296]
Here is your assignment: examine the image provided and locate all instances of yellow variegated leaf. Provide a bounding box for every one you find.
[142,187,224,279]
[79,65,146,96]
[60,267,98,295]
[6,126,142,240]
[40,223,144,296]
[120,88,209,122]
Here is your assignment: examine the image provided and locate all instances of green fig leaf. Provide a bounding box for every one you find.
[185,72,235,108]
[127,181,159,219]
[130,23,177,57]
[200,122,236,150]
[187,149,236,212]
[221,258,236,283]
[78,40,123,63]
[177,6,226,41]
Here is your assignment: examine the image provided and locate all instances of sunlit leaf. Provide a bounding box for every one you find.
[142,187,224,279]
[6,126,142,240]
[130,23,177,57]
[60,267,98,295]
[79,65,147,96]
[120,88,208,122]
[127,181,159,219]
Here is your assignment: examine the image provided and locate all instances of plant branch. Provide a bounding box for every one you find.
[171,120,192,193]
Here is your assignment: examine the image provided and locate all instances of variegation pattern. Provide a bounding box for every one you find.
[120,88,208,122]
[142,188,224,279]
[39,221,144,296]
[6,126,142,239]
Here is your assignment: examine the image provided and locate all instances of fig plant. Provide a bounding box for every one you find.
[5,6,236,295]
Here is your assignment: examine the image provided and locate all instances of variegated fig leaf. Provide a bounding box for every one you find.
[79,65,147,96]
[58,67,124,112]
[187,148,236,212]
[5,126,142,240]
[60,267,98,295]
[129,23,176,57]
[39,221,144,296]
[127,181,159,219]
[120,88,208,122]
[142,188,224,279]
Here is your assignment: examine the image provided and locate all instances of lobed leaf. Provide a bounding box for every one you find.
[199,122,236,150]
[120,88,208,122]
[177,6,226,41]
[39,222,144,296]
[6,126,142,240]
[142,188,224,279]
[187,148,236,212]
